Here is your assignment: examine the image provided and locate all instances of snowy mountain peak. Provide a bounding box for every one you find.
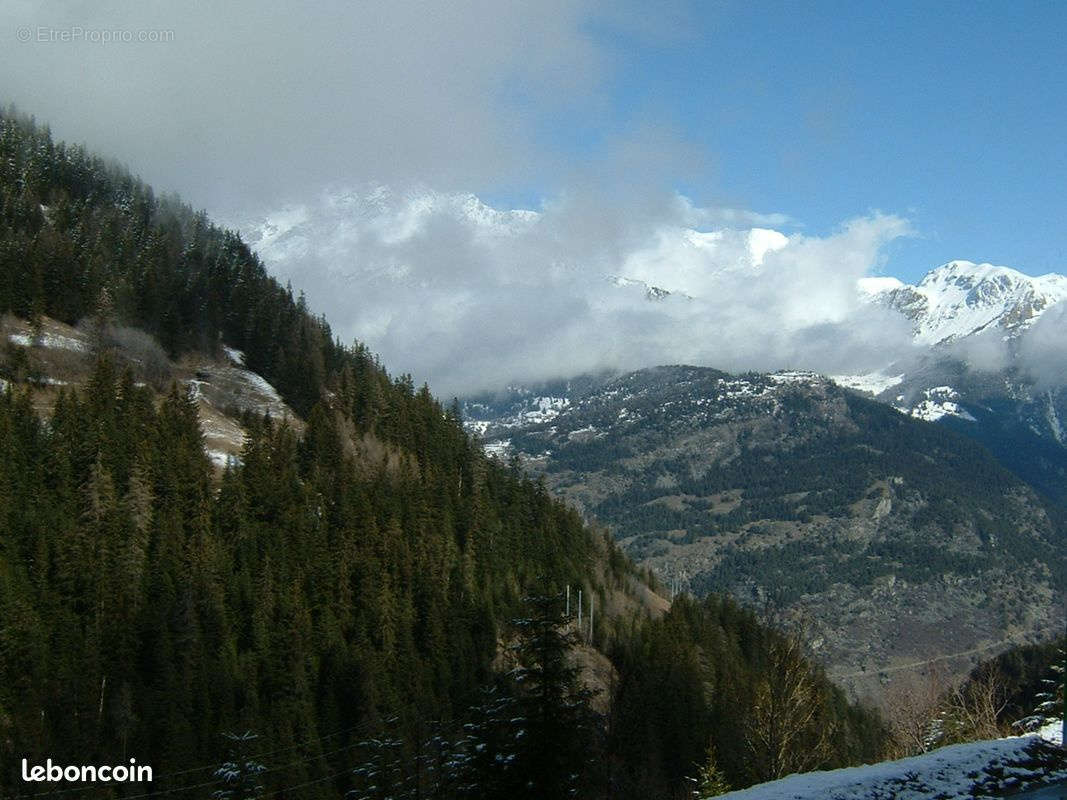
[861,259,1067,346]
[918,259,1053,298]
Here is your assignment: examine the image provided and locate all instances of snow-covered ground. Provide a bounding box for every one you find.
[2,317,295,474]
[8,330,88,352]
[222,345,246,365]
[899,386,977,423]
[186,364,289,420]
[718,726,1066,800]
[483,438,511,459]
[768,370,821,384]
[464,396,572,436]
[831,370,906,396]
[206,449,239,469]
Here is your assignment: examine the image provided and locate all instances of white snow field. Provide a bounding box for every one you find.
[858,260,1067,346]
[717,725,1066,800]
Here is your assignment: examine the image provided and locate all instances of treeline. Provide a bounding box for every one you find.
[0,363,887,798]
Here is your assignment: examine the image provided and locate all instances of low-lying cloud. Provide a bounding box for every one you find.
[0,0,619,215]
[238,187,917,395]
[1019,303,1067,388]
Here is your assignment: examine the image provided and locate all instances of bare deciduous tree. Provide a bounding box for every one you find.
[743,629,834,782]
[883,667,951,757]
[930,668,1008,747]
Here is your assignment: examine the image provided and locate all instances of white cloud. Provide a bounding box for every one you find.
[0,0,613,215]
[240,186,915,395]
[1018,301,1067,388]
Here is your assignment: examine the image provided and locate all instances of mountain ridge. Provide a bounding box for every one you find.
[470,364,1067,701]
[858,259,1067,346]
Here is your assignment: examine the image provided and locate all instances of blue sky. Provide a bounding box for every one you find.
[565,1,1067,282]
[3,1,1065,286]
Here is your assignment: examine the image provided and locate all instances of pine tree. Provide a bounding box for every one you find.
[689,742,730,798]
[449,687,524,799]
[508,591,596,799]
[350,729,412,800]
[1015,646,1065,733]
[447,592,598,799]
[212,731,265,800]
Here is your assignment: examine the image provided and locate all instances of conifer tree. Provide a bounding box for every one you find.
[1015,645,1065,733]
[448,686,524,800]
[212,731,265,800]
[350,730,412,800]
[509,591,596,799]
[689,742,731,798]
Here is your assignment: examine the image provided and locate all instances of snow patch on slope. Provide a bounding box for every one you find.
[521,396,570,424]
[8,331,88,352]
[206,449,239,469]
[719,728,1065,800]
[901,386,977,423]
[186,364,286,417]
[483,439,511,459]
[768,370,821,384]
[238,369,286,411]
[1044,392,1064,444]
[831,370,906,396]
[222,345,245,366]
[463,396,571,439]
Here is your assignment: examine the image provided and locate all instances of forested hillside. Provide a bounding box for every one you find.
[487,365,1067,701]
[0,108,338,417]
[0,107,886,798]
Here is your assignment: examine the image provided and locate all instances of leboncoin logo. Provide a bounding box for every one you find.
[21,758,153,783]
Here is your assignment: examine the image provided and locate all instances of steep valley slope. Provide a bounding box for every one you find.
[472,366,1067,700]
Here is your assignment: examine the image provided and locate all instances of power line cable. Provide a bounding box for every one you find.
[12,711,447,800]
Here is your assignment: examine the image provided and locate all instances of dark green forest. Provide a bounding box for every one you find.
[501,366,1067,610]
[0,107,886,798]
